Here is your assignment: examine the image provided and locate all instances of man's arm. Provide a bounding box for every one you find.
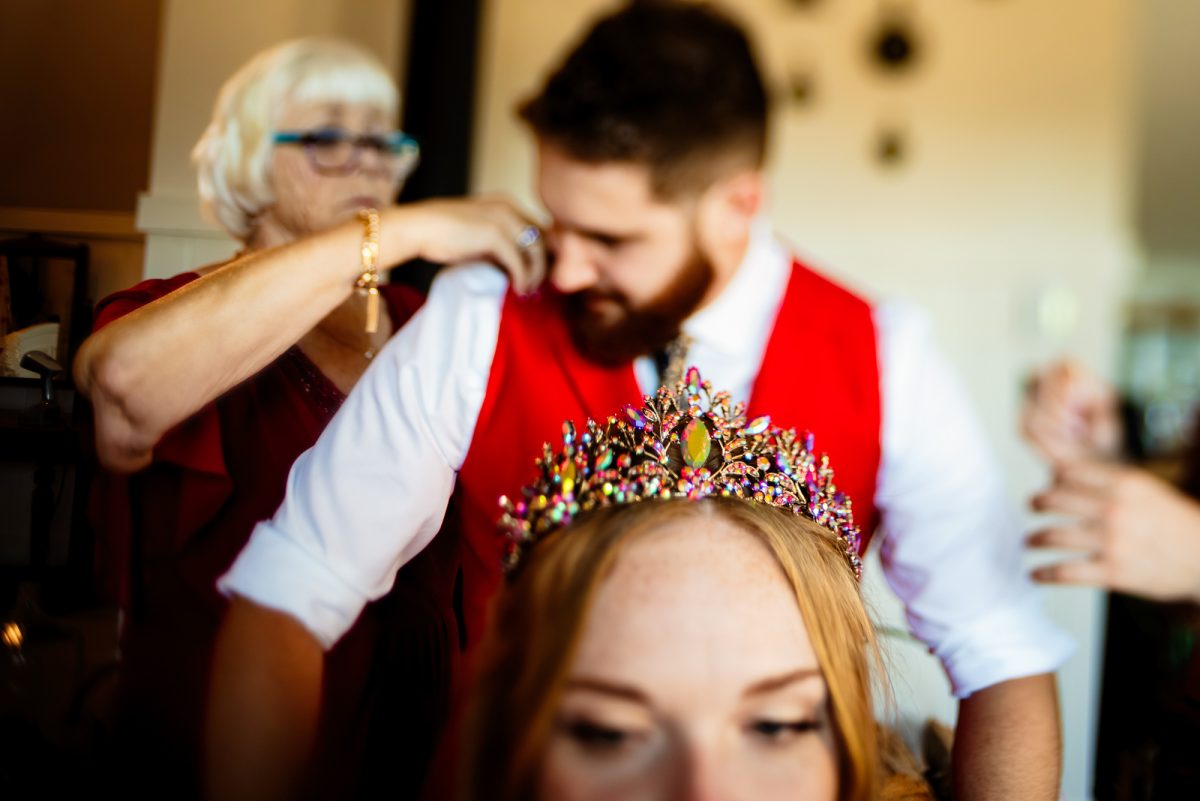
[206,598,324,801]
[873,303,1072,794]
[205,264,507,799]
[954,673,1062,801]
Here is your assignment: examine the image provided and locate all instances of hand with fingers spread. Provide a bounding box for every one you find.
[1028,460,1200,602]
[389,195,547,295]
[1021,359,1123,466]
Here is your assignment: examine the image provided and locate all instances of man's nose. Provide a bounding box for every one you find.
[549,234,599,294]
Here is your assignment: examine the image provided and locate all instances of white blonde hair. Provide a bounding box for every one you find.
[192,37,399,240]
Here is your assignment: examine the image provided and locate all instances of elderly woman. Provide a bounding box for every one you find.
[460,375,933,801]
[75,38,543,798]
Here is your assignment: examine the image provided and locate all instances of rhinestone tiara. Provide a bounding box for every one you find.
[498,367,863,580]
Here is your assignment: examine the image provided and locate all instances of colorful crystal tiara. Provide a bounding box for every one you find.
[498,368,863,580]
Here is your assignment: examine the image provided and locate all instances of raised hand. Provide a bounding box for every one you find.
[1029,460,1200,602]
[385,195,547,295]
[1021,359,1123,466]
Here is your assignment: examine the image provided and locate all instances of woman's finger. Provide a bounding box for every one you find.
[518,223,546,291]
[501,215,546,294]
[1055,460,1119,493]
[1026,525,1101,552]
[1031,484,1106,521]
[521,237,547,292]
[490,234,530,294]
[1031,557,1109,587]
[1023,417,1082,464]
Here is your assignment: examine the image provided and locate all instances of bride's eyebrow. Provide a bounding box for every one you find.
[563,676,651,705]
[742,667,823,698]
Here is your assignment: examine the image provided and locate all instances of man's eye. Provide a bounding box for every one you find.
[590,234,622,249]
[749,719,820,742]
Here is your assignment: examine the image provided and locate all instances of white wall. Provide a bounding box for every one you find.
[1134,0,1200,264]
[473,2,1139,798]
[138,0,409,278]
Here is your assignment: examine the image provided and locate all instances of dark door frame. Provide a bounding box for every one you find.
[397,0,484,204]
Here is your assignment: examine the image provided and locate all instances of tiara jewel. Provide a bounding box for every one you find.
[498,367,864,580]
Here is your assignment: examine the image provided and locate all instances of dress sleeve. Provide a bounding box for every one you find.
[92,273,199,330]
[873,301,1075,698]
[218,263,507,648]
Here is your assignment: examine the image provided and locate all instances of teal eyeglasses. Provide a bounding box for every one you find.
[272,128,420,179]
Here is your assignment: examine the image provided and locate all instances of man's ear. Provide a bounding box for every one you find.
[697,169,765,247]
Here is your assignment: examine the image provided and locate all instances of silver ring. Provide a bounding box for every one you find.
[516,224,541,250]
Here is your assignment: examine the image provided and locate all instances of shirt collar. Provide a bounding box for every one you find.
[681,218,791,357]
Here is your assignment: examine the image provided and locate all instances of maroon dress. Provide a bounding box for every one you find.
[91,273,458,799]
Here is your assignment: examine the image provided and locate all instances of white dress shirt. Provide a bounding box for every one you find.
[219,223,1073,698]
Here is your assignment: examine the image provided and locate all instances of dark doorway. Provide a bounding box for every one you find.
[393,0,485,292]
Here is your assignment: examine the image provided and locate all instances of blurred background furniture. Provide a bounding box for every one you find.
[0,234,95,601]
[0,236,118,798]
[0,235,91,375]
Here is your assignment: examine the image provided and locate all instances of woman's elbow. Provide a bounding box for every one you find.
[93,412,154,474]
[72,337,101,399]
[73,334,132,405]
[85,360,158,473]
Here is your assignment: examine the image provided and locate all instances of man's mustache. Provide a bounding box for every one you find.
[567,288,628,309]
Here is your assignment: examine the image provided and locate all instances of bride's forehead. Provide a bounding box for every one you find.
[612,518,781,586]
[572,519,819,689]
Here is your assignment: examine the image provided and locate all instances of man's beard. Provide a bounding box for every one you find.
[562,248,714,367]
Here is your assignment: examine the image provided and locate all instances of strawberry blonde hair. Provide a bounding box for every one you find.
[460,497,882,801]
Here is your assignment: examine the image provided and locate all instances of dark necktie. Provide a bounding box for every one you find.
[652,334,692,389]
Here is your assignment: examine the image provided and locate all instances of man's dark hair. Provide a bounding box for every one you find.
[519,0,770,197]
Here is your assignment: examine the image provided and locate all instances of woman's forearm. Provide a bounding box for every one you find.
[76,211,419,471]
[76,196,541,473]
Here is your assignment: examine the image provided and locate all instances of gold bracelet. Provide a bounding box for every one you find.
[356,207,381,333]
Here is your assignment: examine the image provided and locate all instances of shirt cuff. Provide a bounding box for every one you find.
[926,594,1077,699]
[217,520,369,650]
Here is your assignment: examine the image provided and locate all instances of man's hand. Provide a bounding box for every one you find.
[1022,360,1122,466]
[1029,461,1200,603]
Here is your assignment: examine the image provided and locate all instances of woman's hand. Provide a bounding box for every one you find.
[1021,359,1123,466]
[385,195,547,294]
[1029,460,1200,602]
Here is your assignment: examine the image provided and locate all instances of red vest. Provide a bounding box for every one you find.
[453,258,882,647]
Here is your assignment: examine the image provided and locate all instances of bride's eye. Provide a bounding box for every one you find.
[563,719,637,753]
[748,719,820,743]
